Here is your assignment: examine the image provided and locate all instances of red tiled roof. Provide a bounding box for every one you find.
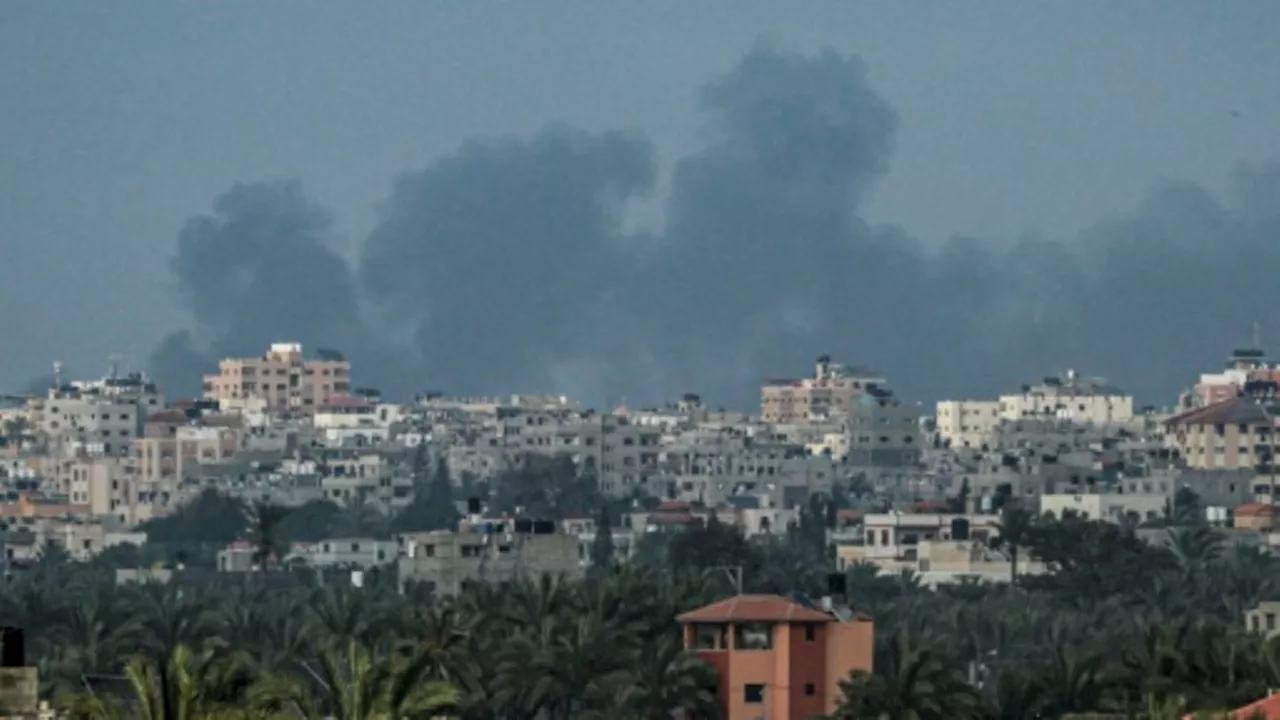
[678,594,834,624]
[1166,396,1272,428]
[656,500,693,512]
[649,513,701,526]
[1188,692,1280,719]
[1237,503,1277,517]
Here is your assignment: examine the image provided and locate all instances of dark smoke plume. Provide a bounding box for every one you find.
[149,43,1280,410]
[149,181,398,397]
[360,126,657,397]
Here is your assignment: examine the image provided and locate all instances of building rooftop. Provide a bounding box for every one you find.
[677,594,835,624]
[1165,395,1274,427]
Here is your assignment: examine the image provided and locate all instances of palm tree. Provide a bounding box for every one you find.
[48,583,134,695]
[82,644,247,720]
[830,628,981,719]
[251,639,458,719]
[990,507,1036,583]
[617,635,720,719]
[245,501,292,574]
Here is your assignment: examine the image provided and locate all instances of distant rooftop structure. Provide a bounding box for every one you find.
[677,594,837,623]
[762,356,887,425]
[1012,369,1126,398]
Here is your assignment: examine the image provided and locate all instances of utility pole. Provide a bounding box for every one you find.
[713,564,743,594]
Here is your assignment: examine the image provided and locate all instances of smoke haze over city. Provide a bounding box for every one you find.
[4,3,1280,408]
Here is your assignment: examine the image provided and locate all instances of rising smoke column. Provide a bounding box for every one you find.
[359,126,657,397]
[148,180,375,396]
[624,43,904,404]
[146,44,1280,409]
[1059,167,1280,403]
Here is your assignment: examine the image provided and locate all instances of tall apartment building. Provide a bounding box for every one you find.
[934,400,1001,449]
[652,430,837,508]
[999,370,1133,424]
[1165,383,1279,471]
[845,390,923,467]
[30,372,163,458]
[133,419,241,520]
[1180,348,1280,411]
[460,408,664,498]
[203,343,350,416]
[762,356,885,425]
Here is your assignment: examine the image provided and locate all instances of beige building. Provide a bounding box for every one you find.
[203,342,351,416]
[846,512,1002,564]
[1165,391,1276,471]
[762,356,886,425]
[133,423,240,520]
[30,374,162,457]
[999,370,1133,425]
[397,523,582,596]
[935,400,1001,450]
[44,455,138,521]
[840,538,1047,588]
[1246,600,1280,639]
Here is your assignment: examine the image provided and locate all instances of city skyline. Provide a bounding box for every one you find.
[3,3,1280,410]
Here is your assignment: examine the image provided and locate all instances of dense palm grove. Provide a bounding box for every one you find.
[4,459,1280,718]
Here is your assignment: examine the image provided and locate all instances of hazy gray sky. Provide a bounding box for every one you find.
[2,2,1278,401]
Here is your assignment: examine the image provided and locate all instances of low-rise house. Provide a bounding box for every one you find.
[1236,503,1278,531]
[678,594,874,719]
[844,512,1002,565]
[287,538,396,570]
[1246,601,1280,639]
[217,540,257,572]
[397,520,582,596]
[842,537,1047,587]
[1039,492,1168,524]
[116,567,175,585]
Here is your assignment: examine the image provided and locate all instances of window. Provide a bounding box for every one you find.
[1267,613,1276,631]
[735,623,773,650]
[744,684,765,704]
[804,624,816,642]
[693,624,728,650]
[804,683,816,697]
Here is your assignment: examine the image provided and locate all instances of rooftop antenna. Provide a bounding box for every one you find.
[108,354,122,380]
[52,361,64,389]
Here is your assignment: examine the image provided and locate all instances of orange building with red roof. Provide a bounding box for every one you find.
[678,594,873,719]
[1185,691,1280,718]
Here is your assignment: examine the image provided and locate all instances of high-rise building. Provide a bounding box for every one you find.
[761,356,885,425]
[202,343,350,416]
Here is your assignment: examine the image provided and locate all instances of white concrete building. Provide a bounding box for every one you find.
[934,400,1001,449]
[999,370,1133,425]
[1039,492,1168,524]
